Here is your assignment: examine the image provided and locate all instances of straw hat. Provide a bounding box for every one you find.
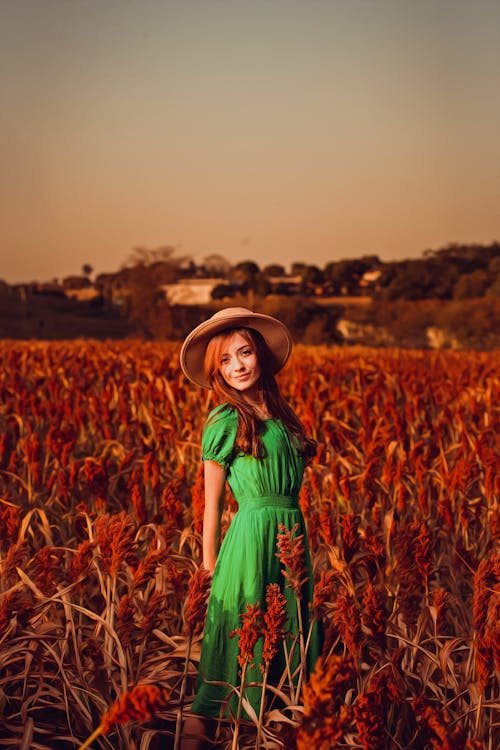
[180,307,293,388]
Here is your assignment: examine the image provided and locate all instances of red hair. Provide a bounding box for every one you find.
[204,327,316,460]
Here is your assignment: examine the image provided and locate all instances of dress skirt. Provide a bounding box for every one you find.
[191,405,321,719]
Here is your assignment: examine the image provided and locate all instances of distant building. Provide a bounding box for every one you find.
[62,275,92,290]
[64,286,100,301]
[161,278,226,305]
[267,275,303,295]
[359,269,382,288]
[34,281,66,297]
[63,275,99,301]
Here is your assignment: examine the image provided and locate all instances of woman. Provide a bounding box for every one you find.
[179,307,320,749]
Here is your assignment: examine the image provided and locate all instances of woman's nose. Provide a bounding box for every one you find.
[234,356,245,370]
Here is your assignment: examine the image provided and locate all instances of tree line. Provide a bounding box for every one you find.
[122,241,500,301]
[108,242,499,342]
[3,242,498,344]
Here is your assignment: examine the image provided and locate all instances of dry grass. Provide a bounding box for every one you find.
[0,340,498,749]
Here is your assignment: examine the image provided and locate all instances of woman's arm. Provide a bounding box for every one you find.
[202,459,227,574]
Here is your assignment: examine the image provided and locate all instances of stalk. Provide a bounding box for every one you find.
[103,576,113,672]
[296,617,315,699]
[282,638,296,701]
[173,633,193,750]
[255,664,269,750]
[77,725,103,750]
[294,595,306,700]
[475,694,482,731]
[231,658,248,750]
[26,460,33,504]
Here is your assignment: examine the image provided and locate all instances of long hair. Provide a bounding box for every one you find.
[204,327,316,460]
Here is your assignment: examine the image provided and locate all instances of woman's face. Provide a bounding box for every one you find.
[218,332,261,395]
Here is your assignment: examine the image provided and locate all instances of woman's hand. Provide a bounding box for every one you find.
[202,460,226,574]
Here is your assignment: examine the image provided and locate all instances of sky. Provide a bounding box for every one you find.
[1,0,499,284]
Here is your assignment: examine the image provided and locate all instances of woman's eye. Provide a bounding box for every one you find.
[242,349,252,356]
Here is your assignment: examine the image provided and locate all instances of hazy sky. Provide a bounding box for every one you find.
[1,0,499,283]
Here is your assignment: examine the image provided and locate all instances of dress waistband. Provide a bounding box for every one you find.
[237,494,299,511]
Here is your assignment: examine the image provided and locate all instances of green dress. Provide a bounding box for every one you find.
[191,403,320,719]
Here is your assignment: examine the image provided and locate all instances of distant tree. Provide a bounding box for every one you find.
[377,258,458,300]
[262,264,286,277]
[421,257,459,298]
[359,254,381,267]
[125,246,186,280]
[234,260,260,275]
[291,262,308,277]
[486,260,500,297]
[426,242,500,274]
[253,274,272,297]
[264,298,343,343]
[453,270,490,299]
[488,256,500,276]
[324,259,369,294]
[486,274,500,297]
[274,282,296,296]
[302,265,324,284]
[202,254,231,277]
[122,246,188,338]
[82,263,93,278]
[435,297,500,347]
[289,263,324,293]
[229,261,260,288]
[211,284,236,300]
[378,261,414,300]
[180,260,197,278]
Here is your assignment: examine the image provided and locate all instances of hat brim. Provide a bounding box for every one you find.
[180,309,293,389]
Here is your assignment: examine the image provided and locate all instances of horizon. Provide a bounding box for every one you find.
[5,239,500,287]
[1,0,500,285]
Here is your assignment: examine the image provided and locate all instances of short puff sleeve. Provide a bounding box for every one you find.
[201,405,238,468]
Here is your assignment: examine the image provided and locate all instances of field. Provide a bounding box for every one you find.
[0,340,498,749]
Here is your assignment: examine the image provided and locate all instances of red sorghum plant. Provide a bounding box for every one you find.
[295,654,355,750]
[94,512,137,577]
[184,565,212,637]
[276,523,308,596]
[472,553,499,694]
[174,565,212,750]
[77,684,170,750]
[333,588,363,662]
[340,512,360,564]
[230,603,264,750]
[354,687,386,750]
[257,583,288,748]
[361,582,387,652]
